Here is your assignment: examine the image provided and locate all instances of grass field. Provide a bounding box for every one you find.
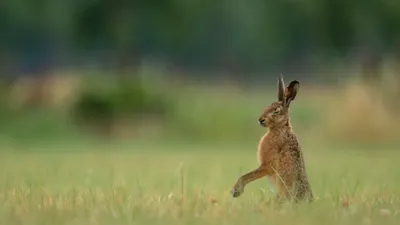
[1,78,400,224]
[0,143,399,225]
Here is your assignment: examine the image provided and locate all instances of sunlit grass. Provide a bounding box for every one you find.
[0,144,399,225]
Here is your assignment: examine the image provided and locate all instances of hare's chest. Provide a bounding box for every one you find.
[257,135,279,164]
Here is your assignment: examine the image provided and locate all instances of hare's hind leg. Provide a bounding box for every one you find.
[231,166,268,198]
[273,167,296,202]
[275,178,293,202]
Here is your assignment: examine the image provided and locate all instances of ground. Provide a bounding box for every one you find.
[0,143,399,225]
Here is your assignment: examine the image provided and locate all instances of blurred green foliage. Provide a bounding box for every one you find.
[0,70,398,148]
[1,0,400,73]
[0,73,322,146]
[72,76,169,123]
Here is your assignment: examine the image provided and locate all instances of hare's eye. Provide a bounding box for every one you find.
[273,110,280,115]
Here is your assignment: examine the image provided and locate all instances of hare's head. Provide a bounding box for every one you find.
[258,74,299,128]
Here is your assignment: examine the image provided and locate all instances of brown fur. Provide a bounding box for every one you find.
[231,75,313,203]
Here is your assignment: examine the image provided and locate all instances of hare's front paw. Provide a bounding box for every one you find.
[231,182,244,198]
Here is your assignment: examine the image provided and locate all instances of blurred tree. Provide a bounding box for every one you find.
[0,0,399,80]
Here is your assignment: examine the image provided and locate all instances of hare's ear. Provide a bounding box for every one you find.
[285,80,299,107]
[277,74,285,102]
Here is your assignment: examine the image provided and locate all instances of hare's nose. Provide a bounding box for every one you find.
[258,119,266,126]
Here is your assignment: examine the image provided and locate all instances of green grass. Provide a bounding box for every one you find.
[0,80,399,224]
[0,143,399,225]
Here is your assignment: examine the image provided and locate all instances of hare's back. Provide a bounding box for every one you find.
[279,132,305,166]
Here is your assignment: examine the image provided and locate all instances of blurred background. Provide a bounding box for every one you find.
[0,0,400,151]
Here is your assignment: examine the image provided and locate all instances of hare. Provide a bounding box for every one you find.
[231,74,313,202]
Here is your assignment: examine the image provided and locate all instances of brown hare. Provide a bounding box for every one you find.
[231,74,313,203]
